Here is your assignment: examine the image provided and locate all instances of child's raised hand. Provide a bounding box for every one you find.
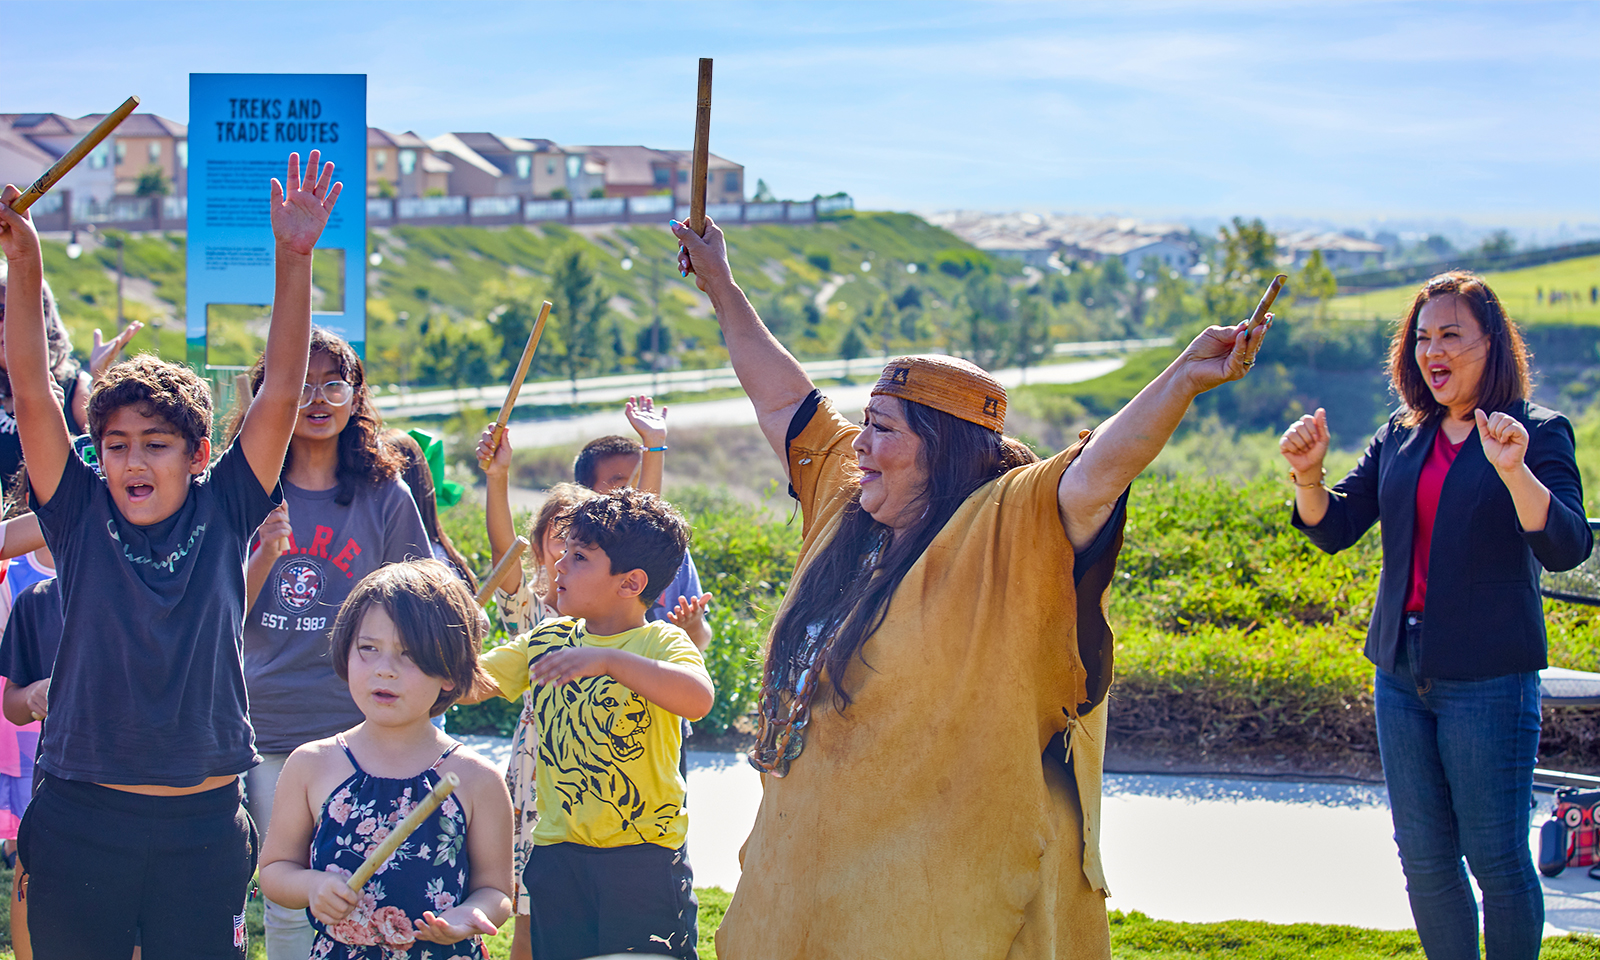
[476,424,512,478]
[0,185,42,264]
[270,151,342,257]
[254,502,293,562]
[625,395,668,449]
[90,322,144,383]
[529,647,614,687]
[667,592,712,630]
[413,906,498,944]
[307,870,361,924]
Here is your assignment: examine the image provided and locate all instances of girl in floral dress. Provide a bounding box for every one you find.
[259,561,514,959]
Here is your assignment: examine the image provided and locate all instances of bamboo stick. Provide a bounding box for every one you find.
[346,772,460,892]
[476,536,530,608]
[13,97,141,213]
[688,59,713,237]
[478,301,551,470]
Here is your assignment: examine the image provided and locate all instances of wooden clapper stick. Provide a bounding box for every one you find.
[688,59,713,237]
[1249,275,1288,332]
[12,97,141,212]
[477,301,552,471]
[476,536,529,608]
[347,772,460,891]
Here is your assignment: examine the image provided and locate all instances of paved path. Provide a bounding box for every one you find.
[454,736,1600,936]
[500,356,1125,449]
[371,343,1161,422]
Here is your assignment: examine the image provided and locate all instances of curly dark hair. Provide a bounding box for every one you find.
[1389,270,1531,427]
[88,353,212,455]
[564,488,689,606]
[330,559,486,718]
[225,327,402,504]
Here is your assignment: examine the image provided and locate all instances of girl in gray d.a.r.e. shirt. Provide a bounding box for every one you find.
[229,327,429,960]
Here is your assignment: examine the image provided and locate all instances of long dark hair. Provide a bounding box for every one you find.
[767,400,1037,711]
[1389,271,1531,427]
[384,429,479,593]
[226,327,402,505]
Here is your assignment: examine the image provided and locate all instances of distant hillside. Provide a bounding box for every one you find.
[1329,254,1600,326]
[36,211,1167,390]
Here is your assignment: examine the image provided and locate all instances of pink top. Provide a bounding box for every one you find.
[1405,428,1468,613]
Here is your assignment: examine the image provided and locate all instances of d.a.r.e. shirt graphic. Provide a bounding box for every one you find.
[242,478,429,754]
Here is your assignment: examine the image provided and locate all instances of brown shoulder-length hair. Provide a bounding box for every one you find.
[225,327,403,504]
[330,559,485,717]
[1389,271,1531,426]
[766,400,1038,712]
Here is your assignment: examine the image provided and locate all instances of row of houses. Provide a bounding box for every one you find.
[0,109,747,217]
[927,212,1204,276]
[928,212,1389,276]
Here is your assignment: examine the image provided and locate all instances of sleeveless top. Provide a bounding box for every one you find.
[308,735,485,959]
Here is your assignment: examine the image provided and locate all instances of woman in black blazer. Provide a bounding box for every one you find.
[1280,271,1591,960]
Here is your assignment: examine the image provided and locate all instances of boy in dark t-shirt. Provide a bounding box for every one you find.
[0,151,341,958]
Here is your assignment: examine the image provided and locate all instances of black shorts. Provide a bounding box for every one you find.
[524,841,698,960]
[18,773,258,959]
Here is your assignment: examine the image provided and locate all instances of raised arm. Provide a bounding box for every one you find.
[236,152,342,493]
[0,186,72,504]
[1057,317,1270,551]
[625,395,667,496]
[476,425,521,589]
[672,218,814,468]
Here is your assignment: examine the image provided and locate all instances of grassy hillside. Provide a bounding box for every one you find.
[35,213,1123,389]
[1329,254,1600,325]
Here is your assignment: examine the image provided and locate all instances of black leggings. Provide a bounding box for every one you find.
[18,774,258,960]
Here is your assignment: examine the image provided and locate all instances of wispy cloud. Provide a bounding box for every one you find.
[1,0,1594,224]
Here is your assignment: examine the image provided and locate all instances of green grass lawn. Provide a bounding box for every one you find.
[5,871,1597,960]
[1330,254,1600,326]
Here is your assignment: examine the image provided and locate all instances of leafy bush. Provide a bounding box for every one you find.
[670,486,800,734]
[438,487,799,737]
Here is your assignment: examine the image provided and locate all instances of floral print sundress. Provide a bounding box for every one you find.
[308,735,485,960]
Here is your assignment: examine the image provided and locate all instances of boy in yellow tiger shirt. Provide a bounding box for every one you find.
[471,488,712,960]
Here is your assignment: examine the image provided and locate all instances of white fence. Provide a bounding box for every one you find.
[65,193,855,231]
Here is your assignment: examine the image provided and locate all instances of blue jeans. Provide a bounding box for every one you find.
[1375,626,1543,960]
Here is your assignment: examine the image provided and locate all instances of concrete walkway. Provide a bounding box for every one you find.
[455,735,1600,936]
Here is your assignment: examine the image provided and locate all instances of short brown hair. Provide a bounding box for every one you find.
[564,489,688,606]
[330,560,486,717]
[88,354,212,455]
[1389,271,1531,426]
[573,435,640,489]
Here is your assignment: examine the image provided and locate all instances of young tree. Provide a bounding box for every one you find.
[1204,216,1280,328]
[1295,248,1338,370]
[547,243,608,400]
[838,323,866,377]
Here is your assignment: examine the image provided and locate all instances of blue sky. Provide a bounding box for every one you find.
[5,1,1597,237]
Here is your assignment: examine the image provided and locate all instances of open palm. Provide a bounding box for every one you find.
[625,395,668,446]
[270,150,341,257]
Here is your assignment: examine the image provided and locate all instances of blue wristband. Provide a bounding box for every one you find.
[644,445,668,453]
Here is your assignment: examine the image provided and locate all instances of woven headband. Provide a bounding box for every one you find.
[871,355,1006,432]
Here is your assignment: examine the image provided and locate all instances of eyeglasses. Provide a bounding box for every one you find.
[299,379,354,408]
